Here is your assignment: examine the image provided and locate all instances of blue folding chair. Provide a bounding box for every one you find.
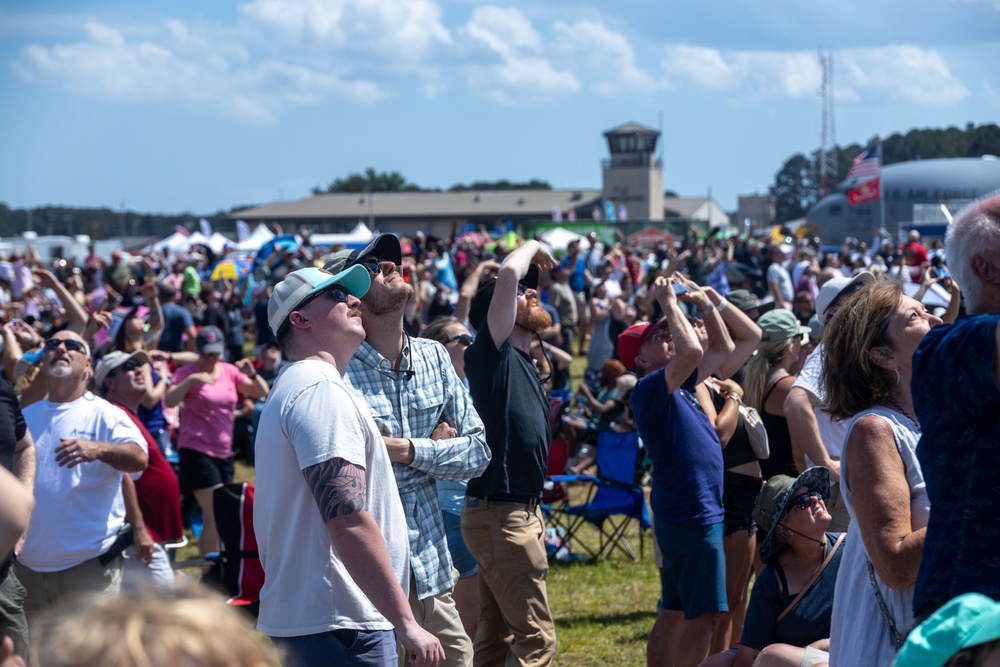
[547,431,650,561]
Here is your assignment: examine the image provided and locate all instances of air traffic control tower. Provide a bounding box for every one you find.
[601,121,664,222]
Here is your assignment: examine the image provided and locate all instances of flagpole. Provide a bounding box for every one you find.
[877,138,887,236]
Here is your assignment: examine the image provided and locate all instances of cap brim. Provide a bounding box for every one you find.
[199,343,225,355]
[307,264,371,301]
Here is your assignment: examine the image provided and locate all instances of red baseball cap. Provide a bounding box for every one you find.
[617,319,667,372]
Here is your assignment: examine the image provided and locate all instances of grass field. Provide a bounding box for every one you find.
[175,352,662,666]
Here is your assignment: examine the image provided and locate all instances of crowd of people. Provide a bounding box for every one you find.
[0,193,998,667]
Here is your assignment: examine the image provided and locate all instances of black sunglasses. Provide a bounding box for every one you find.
[792,490,823,510]
[276,284,352,338]
[445,334,474,347]
[111,361,142,376]
[44,338,87,354]
[359,257,400,276]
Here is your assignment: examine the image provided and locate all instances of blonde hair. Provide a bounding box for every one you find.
[743,338,795,411]
[30,585,283,667]
[820,280,901,420]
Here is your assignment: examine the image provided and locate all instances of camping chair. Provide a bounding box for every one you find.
[204,482,264,616]
[547,431,650,561]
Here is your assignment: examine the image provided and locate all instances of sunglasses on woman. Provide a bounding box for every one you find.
[792,489,823,510]
[44,338,87,353]
[445,334,474,347]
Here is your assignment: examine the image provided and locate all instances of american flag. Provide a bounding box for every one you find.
[847,144,880,179]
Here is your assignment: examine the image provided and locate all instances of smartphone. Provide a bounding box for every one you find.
[672,283,690,296]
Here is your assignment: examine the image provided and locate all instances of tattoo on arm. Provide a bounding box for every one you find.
[302,457,368,522]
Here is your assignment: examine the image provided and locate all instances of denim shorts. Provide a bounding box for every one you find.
[441,510,477,579]
[655,520,728,619]
[272,628,396,667]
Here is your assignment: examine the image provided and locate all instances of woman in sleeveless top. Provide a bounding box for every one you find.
[820,280,942,666]
[743,310,811,481]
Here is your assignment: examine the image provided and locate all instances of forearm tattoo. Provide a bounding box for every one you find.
[302,457,368,522]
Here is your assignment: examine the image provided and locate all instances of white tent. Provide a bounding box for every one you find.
[146,231,190,254]
[235,224,275,252]
[310,223,376,250]
[540,226,587,252]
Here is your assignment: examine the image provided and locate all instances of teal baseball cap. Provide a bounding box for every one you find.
[893,593,1000,667]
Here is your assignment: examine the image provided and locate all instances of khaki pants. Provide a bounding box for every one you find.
[397,573,473,667]
[16,555,123,631]
[461,499,555,667]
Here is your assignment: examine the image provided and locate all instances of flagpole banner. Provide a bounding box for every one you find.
[847,144,881,206]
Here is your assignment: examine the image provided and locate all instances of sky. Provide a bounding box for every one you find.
[1,0,998,218]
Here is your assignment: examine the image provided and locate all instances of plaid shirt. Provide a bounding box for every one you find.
[345,336,490,599]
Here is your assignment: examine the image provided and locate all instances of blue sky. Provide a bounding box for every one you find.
[1,0,998,216]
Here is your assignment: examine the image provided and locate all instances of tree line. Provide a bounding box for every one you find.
[2,123,996,239]
[770,122,1000,223]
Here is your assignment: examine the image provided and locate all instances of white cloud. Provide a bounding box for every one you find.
[460,6,579,105]
[836,46,969,105]
[10,19,386,124]
[551,20,658,95]
[660,43,969,106]
[239,0,452,62]
[662,44,820,98]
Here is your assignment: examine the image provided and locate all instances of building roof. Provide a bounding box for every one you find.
[604,121,659,137]
[231,189,603,221]
[663,196,714,218]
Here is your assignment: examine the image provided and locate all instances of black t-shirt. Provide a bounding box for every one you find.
[465,318,551,499]
[0,379,26,471]
[740,532,844,650]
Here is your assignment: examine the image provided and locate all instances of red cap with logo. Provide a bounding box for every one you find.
[617,319,667,372]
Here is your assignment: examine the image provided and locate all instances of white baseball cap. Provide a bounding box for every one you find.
[267,266,371,336]
[815,271,877,325]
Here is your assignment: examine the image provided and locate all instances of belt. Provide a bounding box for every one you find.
[465,494,540,511]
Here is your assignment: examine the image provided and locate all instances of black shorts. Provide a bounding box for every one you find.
[722,471,762,536]
[179,448,234,493]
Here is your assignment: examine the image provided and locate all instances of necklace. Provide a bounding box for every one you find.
[887,397,919,428]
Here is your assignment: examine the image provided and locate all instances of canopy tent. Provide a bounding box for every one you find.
[145,231,190,254]
[540,227,587,252]
[235,224,276,252]
[309,223,375,250]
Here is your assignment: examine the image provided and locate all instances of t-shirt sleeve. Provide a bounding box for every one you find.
[791,346,823,396]
[225,363,249,390]
[170,363,194,385]
[914,315,1000,419]
[102,403,149,479]
[740,566,780,650]
[284,381,370,471]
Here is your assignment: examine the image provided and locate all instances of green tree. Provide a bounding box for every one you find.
[771,153,818,222]
[448,179,551,192]
[313,168,422,194]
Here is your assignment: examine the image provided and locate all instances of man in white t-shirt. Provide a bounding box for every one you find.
[15,331,148,628]
[255,266,443,667]
[785,272,875,531]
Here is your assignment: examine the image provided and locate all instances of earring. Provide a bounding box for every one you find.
[894,368,901,386]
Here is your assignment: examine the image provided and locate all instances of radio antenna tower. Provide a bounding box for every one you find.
[818,53,838,198]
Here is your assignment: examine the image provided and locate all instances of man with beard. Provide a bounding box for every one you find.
[324,235,489,667]
[462,239,557,667]
[15,331,147,628]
